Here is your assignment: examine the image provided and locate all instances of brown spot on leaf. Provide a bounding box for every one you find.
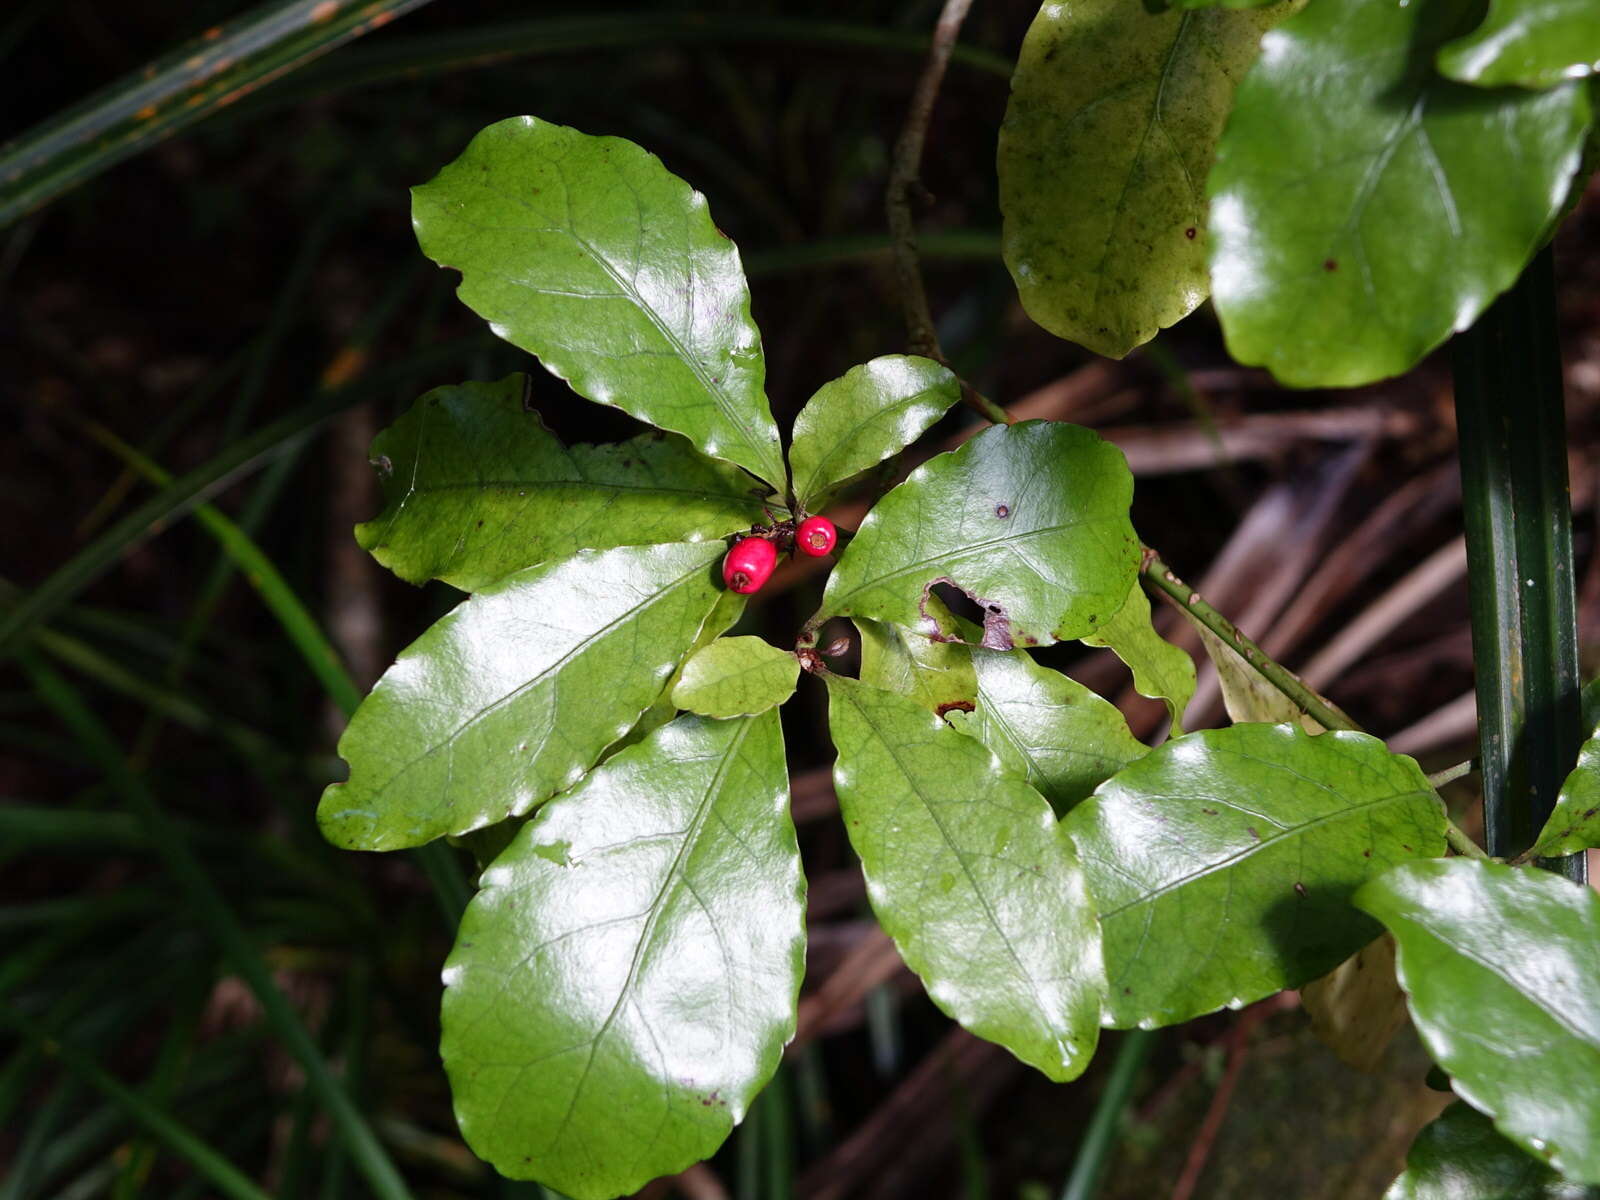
[995,503,1010,518]
[936,700,976,717]
[1294,882,1308,898]
[1324,258,1338,271]
[1184,227,1197,239]
[1247,826,1261,840]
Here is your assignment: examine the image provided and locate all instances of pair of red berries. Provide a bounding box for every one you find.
[722,516,837,594]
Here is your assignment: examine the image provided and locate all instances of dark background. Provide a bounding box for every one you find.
[4,2,1598,1196]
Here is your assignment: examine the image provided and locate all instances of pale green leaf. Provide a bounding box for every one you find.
[1082,579,1195,734]
[787,356,960,512]
[1439,0,1600,89]
[1191,619,1322,732]
[946,647,1146,814]
[1357,859,1600,1184]
[855,595,978,714]
[413,116,787,489]
[319,541,725,851]
[822,421,1140,649]
[1066,723,1444,1028]
[442,710,803,1200]
[826,675,1104,1081]
[356,375,767,591]
[998,0,1290,358]
[671,636,799,718]
[1387,1102,1588,1200]
[1301,934,1406,1073]
[1208,0,1592,386]
[1529,737,1600,858]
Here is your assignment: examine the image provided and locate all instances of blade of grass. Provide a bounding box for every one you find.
[0,336,474,655]
[0,1008,273,1200]
[113,978,209,1200]
[1059,1030,1158,1200]
[21,655,413,1200]
[0,0,439,228]
[0,1073,82,1200]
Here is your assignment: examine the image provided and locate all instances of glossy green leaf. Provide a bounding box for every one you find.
[998,0,1287,358]
[945,648,1146,814]
[1208,0,1592,387]
[413,116,787,489]
[356,375,766,591]
[319,541,725,851]
[1082,579,1195,735]
[787,356,960,512]
[826,675,1104,1080]
[442,710,802,1200]
[855,631,975,718]
[1439,0,1600,89]
[1387,1102,1586,1200]
[671,636,799,718]
[1067,723,1444,1028]
[1356,859,1600,1183]
[822,421,1139,650]
[1529,736,1600,858]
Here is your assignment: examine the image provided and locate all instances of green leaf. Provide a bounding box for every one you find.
[319,541,725,851]
[1356,859,1600,1184]
[671,636,799,718]
[855,593,979,714]
[825,674,1104,1081]
[945,648,1146,814]
[1082,579,1195,735]
[1439,0,1600,89]
[787,356,960,512]
[441,710,803,1200]
[413,116,787,490]
[822,421,1139,649]
[356,375,767,591]
[1386,1102,1585,1200]
[1529,736,1600,858]
[998,0,1289,358]
[1208,0,1592,387]
[1066,723,1444,1028]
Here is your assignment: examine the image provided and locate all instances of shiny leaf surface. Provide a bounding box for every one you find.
[1439,0,1600,89]
[671,636,799,718]
[826,675,1104,1080]
[1529,736,1600,858]
[320,541,724,851]
[854,611,977,716]
[998,0,1286,358]
[1082,579,1195,734]
[1067,723,1444,1028]
[945,647,1146,814]
[413,117,787,489]
[822,421,1139,649]
[1357,859,1600,1183]
[357,375,767,591]
[787,356,960,512]
[1208,0,1591,386]
[1387,1102,1585,1200]
[442,710,802,1200]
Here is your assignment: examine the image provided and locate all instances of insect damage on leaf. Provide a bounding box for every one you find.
[921,578,1017,650]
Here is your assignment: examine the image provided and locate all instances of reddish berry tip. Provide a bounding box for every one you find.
[723,536,777,594]
[796,515,838,558]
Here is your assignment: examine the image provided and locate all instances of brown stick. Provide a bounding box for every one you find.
[886,0,1012,427]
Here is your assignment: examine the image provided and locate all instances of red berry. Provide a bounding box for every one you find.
[796,516,838,557]
[723,536,777,593]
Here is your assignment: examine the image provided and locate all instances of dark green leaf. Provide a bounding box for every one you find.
[1529,737,1600,858]
[320,541,725,851]
[1082,579,1195,734]
[357,375,766,591]
[413,117,787,489]
[1067,723,1444,1028]
[671,636,799,718]
[1208,0,1592,386]
[442,710,802,1200]
[822,421,1139,649]
[946,647,1145,814]
[826,674,1104,1080]
[998,0,1289,357]
[787,356,960,512]
[1386,1102,1587,1200]
[1356,859,1600,1183]
[1439,0,1600,89]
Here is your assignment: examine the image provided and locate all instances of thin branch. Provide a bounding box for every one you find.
[886,0,1012,427]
